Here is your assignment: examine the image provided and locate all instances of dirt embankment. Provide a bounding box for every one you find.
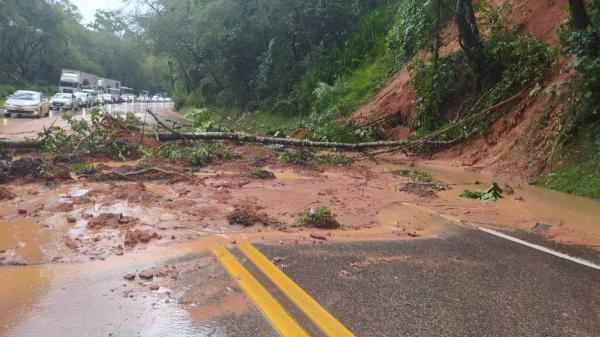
[350,0,569,178]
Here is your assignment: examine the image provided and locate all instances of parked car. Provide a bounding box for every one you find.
[81,89,99,106]
[50,93,78,111]
[74,92,94,108]
[122,94,136,102]
[4,91,50,118]
[100,94,114,104]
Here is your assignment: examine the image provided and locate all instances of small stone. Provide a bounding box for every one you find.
[66,215,77,223]
[139,270,154,280]
[148,284,160,291]
[310,233,327,241]
[272,256,284,264]
[124,274,136,281]
[18,209,27,215]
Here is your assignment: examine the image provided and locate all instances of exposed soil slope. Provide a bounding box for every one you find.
[350,0,569,164]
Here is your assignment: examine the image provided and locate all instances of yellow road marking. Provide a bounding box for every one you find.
[238,242,356,337]
[211,246,310,337]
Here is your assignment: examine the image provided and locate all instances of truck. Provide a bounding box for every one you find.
[98,78,122,102]
[59,69,98,94]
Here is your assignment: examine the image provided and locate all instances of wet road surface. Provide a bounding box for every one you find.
[0,102,187,141]
[251,227,600,337]
[4,223,600,336]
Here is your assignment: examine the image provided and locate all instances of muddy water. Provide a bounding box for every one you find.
[421,162,600,236]
[0,218,51,264]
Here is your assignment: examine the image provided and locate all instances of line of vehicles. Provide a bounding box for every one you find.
[2,69,171,118]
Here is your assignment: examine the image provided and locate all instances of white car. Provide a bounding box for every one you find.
[50,93,79,111]
[151,95,160,102]
[4,91,50,118]
[101,94,114,104]
[81,89,99,106]
[74,92,94,108]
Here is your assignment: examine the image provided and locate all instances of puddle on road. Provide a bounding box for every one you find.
[0,218,50,264]
[188,292,249,322]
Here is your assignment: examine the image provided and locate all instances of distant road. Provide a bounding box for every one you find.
[0,102,188,142]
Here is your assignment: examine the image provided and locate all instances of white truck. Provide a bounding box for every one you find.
[59,69,98,94]
[98,78,122,102]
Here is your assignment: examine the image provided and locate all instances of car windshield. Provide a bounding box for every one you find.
[54,94,72,99]
[12,93,39,100]
[74,93,87,98]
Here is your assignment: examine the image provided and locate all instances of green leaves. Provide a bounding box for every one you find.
[460,182,503,201]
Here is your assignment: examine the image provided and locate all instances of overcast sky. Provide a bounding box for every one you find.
[71,0,127,24]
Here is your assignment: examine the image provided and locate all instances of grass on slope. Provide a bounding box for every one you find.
[536,126,600,199]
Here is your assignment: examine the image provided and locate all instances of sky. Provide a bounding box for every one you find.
[71,0,127,24]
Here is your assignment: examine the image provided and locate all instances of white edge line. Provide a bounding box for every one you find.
[478,227,600,271]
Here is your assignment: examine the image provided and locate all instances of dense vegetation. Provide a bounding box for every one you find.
[0,0,171,95]
[2,0,600,198]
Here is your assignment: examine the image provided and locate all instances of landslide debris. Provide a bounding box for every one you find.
[124,230,162,247]
[227,209,269,227]
[87,213,139,229]
[0,186,16,200]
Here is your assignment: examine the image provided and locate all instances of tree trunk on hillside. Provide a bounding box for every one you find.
[455,0,486,82]
[569,0,592,31]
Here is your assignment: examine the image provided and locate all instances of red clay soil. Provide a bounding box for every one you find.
[351,0,569,165]
[432,62,577,178]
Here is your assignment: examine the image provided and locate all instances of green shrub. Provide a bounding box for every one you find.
[277,149,316,165]
[159,143,234,167]
[298,206,340,229]
[70,161,94,174]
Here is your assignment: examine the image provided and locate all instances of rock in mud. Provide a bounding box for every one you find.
[123,273,136,280]
[139,270,154,280]
[17,209,27,215]
[310,233,328,241]
[52,203,74,213]
[66,215,77,223]
[87,213,139,229]
[0,186,16,200]
[124,230,161,247]
[63,236,79,250]
[148,284,160,291]
[227,209,269,227]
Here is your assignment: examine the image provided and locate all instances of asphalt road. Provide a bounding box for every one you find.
[252,227,600,337]
[0,102,187,142]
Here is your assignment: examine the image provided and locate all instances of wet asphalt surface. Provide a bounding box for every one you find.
[0,102,187,141]
[255,226,600,337]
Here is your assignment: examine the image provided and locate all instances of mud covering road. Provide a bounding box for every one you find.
[2,131,600,336]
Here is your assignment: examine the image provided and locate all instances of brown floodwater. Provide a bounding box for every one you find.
[0,218,51,265]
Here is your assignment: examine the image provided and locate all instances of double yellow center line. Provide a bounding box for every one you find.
[212,243,355,337]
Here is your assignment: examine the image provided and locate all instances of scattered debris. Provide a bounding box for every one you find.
[63,236,79,250]
[87,213,139,229]
[0,186,16,200]
[124,230,161,247]
[249,167,276,180]
[123,273,136,280]
[227,209,269,227]
[532,223,552,232]
[460,182,503,201]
